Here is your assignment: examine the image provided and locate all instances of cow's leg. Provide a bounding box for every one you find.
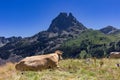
[57,65,60,68]
[56,62,60,68]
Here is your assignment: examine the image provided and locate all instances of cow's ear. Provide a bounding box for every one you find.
[60,50,64,53]
[55,50,63,55]
[59,51,63,55]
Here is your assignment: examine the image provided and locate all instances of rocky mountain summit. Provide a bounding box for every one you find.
[48,13,87,33]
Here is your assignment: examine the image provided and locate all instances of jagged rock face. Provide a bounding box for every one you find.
[47,13,87,33]
[100,26,118,34]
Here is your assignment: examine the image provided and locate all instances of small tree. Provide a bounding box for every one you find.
[79,50,87,59]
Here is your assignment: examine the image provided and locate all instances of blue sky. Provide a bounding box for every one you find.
[0,0,120,37]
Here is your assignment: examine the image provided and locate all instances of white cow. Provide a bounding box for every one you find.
[15,50,63,71]
[109,52,120,58]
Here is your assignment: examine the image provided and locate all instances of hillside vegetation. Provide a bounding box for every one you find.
[0,59,120,80]
[60,30,120,58]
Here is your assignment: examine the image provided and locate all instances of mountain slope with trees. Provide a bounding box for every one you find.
[59,29,120,58]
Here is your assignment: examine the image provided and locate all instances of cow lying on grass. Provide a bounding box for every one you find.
[15,50,63,71]
[110,52,120,58]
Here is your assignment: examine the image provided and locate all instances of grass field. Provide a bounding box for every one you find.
[0,59,120,80]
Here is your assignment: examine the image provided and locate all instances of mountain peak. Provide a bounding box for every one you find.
[47,12,87,33]
[56,12,74,18]
[105,26,117,30]
[100,26,118,34]
[58,12,68,17]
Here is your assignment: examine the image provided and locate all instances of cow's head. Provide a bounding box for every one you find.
[55,50,63,60]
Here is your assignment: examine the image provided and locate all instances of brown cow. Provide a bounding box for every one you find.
[15,50,63,71]
[109,52,120,58]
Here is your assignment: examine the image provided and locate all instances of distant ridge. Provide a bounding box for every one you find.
[0,36,22,47]
[100,26,119,34]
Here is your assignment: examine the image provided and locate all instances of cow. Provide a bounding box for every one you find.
[15,50,63,71]
[109,52,120,58]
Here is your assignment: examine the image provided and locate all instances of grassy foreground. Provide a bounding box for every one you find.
[0,59,120,80]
